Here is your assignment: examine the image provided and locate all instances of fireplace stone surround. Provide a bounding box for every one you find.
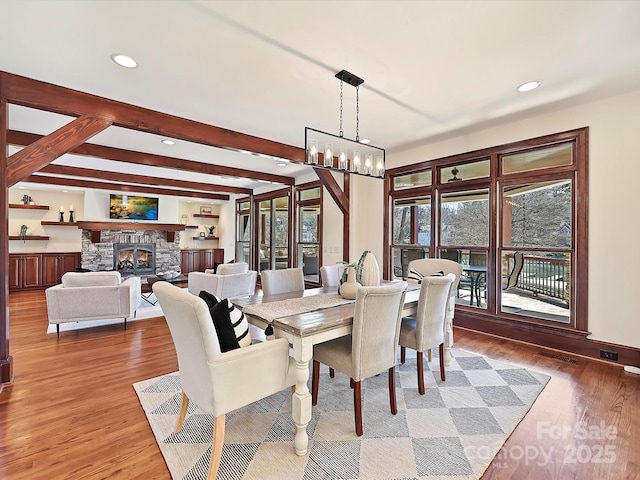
[81,229,181,275]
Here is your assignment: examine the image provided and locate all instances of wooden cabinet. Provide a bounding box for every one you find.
[42,253,81,287]
[181,249,224,274]
[9,254,42,291]
[9,252,80,291]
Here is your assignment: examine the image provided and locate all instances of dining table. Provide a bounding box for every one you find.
[232,283,420,456]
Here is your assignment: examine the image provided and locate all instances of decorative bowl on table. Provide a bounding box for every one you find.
[157,269,181,280]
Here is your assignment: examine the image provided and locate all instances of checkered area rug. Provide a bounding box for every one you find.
[133,348,550,479]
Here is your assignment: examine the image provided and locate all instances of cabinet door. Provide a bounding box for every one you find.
[42,254,61,287]
[201,249,214,270]
[21,254,41,289]
[59,253,80,280]
[181,250,194,274]
[192,251,203,272]
[9,255,21,290]
[213,248,225,264]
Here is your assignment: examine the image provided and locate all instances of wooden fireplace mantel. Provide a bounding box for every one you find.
[76,221,186,243]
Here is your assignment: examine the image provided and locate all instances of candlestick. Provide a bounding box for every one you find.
[68,210,75,223]
[59,211,65,222]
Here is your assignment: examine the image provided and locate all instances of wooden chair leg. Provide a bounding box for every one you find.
[329,367,335,378]
[417,351,425,395]
[353,380,363,436]
[208,414,226,480]
[388,367,397,415]
[175,390,189,433]
[56,324,60,338]
[312,360,320,406]
[427,348,432,362]
[439,343,446,381]
[124,318,127,331]
[400,346,406,364]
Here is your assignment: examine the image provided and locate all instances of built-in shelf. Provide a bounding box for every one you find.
[193,236,219,240]
[9,203,50,210]
[41,221,77,226]
[8,235,50,241]
[75,221,186,243]
[185,225,199,229]
[192,214,219,219]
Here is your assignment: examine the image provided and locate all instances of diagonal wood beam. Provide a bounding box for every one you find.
[8,130,294,186]
[7,116,112,187]
[26,175,229,201]
[313,167,349,214]
[39,164,252,196]
[1,71,305,164]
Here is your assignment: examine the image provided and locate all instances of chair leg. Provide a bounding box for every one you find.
[400,346,406,364]
[427,348,432,362]
[175,390,189,433]
[208,414,226,480]
[439,343,446,381]
[388,367,397,415]
[329,367,335,378]
[124,318,127,331]
[353,380,363,436]
[56,324,60,338]
[417,351,425,395]
[312,360,320,406]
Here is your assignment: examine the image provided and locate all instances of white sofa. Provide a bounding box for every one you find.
[188,262,257,299]
[45,271,141,337]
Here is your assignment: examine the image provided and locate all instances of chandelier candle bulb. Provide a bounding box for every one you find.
[338,148,348,170]
[308,139,318,165]
[352,150,361,173]
[363,153,373,175]
[324,144,333,167]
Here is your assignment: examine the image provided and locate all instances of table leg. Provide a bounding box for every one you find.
[290,337,313,456]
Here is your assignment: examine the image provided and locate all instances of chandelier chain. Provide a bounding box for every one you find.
[355,85,360,142]
[339,79,344,138]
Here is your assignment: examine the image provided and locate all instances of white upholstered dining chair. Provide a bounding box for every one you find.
[152,281,296,480]
[406,258,462,365]
[260,267,305,295]
[399,273,455,394]
[311,281,408,436]
[319,264,344,288]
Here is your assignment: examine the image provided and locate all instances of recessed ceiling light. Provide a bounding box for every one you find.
[161,139,175,145]
[62,190,69,193]
[18,186,25,189]
[258,180,271,183]
[111,54,138,69]
[235,178,244,182]
[277,163,287,167]
[360,138,371,144]
[517,81,541,92]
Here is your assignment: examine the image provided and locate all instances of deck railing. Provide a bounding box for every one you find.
[517,254,568,305]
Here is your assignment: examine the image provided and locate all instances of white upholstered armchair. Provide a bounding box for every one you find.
[152,282,296,480]
[188,262,257,299]
[45,271,141,337]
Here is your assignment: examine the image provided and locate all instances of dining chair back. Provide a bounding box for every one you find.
[311,281,408,436]
[319,264,344,288]
[260,267,305,295]
[399,273,455,394]
[152,281,296,480]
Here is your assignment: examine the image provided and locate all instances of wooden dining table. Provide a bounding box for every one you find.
[232,284,420,456]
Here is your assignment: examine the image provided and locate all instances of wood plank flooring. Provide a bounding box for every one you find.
[1,290,638,480]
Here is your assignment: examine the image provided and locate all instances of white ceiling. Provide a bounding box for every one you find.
[2,0,640,199]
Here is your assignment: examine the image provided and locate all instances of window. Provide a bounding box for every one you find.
[296,183,322,284]
[235,199,251,264]
[386,128,587,334]
[253,189,292,275]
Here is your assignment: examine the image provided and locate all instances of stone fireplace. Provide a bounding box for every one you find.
[81,228,181,275]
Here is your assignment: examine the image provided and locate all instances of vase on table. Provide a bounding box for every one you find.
[339,266,360,300]
[357,251,380,286]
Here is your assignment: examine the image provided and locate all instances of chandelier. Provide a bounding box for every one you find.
[305,70,385,178]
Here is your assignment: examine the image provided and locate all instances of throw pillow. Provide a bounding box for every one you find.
[199,291,240,352]
[407,269,445,284]
[228,301,251,348]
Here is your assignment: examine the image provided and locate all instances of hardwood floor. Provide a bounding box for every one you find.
[1,291,638,480]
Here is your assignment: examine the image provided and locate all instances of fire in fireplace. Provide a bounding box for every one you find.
[113,243,156,275]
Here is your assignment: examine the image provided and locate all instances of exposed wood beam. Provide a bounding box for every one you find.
[25,175,229,201]
[8,130,293,186]
[7,116,112,187]
[1,72,306,164]
[39,164,252,196]
[313,167,349,214]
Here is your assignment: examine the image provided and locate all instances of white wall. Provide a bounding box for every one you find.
[380,88,640,349]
